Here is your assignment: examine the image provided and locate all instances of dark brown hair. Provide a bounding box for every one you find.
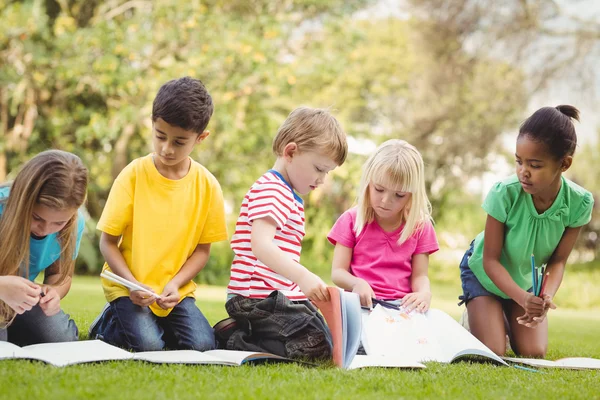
[152,77,214,134]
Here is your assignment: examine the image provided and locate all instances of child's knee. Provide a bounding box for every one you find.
[132,333,165,352]
[515,343,547,358]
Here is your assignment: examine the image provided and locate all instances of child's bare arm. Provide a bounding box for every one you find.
[483,215,544,316]
[157,243,211,309]
[542,226,580,298]
[99,231,156,307]
[331,243,373,307]
[402,253,432,312]
[251,217,329,302]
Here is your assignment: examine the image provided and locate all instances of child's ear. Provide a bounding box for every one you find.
[561,156,573,172]
[196,130,210,143]
[283,142,298,160]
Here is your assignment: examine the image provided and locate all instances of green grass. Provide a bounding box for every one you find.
[1,276,599,400]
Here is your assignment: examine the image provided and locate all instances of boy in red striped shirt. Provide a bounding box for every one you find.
[221,107,348,359]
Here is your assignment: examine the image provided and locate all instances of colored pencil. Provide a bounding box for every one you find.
[539,271,550,297]
[531,254,537,295]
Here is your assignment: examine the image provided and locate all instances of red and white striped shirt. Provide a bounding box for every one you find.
[227,170,307,300]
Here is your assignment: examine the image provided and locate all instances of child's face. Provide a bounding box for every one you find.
[368,181,411,223]
[285,149,338,195]
[152,118,207,169]
[30,204,76,238]
[515,135,567,196]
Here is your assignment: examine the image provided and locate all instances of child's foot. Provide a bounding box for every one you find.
[88,303,111,339]
[213,317,237,348]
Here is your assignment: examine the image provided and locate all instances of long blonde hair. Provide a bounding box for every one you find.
[0,150,88,324]
[355,139,432,244]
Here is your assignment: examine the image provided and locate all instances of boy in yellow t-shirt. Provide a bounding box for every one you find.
[89,77,228,352]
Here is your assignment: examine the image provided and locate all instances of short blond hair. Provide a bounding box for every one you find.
[272,107,348,165]
[355,139,432,245]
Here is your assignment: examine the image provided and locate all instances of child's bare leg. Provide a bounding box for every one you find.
[506,301,548,358]
[467,296,507,355]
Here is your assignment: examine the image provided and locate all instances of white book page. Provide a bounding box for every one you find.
[504,357,600,369]
[0,341,55,364]
[426,309,506,365]
[22,340,133,367]
[342,291,362,369]
[204,350,286,365]
[134,350,237,365]
[363,306,443,363]
[348,354,426,370]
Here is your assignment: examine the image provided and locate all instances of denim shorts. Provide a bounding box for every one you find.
[458,241,501,306]
[458,241,533,306]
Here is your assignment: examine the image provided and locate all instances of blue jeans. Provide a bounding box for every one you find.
[0,305,78,345]
[93,297,215,352]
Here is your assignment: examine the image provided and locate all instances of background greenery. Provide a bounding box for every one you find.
[1,0,599,295]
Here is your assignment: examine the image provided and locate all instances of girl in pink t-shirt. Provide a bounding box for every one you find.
[328,139,439,312]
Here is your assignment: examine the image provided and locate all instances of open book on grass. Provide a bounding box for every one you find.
[314,287,426,370]
[503,356,600,370]
[363,306,507,366]
[0,340,299,367]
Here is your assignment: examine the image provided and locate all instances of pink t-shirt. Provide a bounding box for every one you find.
[327,207,439,300]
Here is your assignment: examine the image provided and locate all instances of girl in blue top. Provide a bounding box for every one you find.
[459,105,594,357]
[0,150,88,345]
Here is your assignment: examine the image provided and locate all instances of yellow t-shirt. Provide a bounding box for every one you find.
[97,154,228,316]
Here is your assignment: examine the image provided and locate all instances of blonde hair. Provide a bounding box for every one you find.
[0,150,88,325]
[355,139,432,244]
[272,107,348,165]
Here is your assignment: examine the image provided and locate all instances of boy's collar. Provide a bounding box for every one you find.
[267,169,303,204]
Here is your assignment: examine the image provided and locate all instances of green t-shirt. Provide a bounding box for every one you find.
[468,174,594,299]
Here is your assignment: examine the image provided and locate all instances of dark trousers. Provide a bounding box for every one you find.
[224,291,333,360]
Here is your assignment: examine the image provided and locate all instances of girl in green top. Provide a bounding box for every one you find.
[459,105,594,357]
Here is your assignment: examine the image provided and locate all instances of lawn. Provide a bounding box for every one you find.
[1,276,599,400]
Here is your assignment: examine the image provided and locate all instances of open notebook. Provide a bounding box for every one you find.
[0,340,299,367]
[503,356,600,370]
[363,306,507,365]
[314,287,426,370]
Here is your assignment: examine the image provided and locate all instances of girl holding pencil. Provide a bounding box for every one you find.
[458,105,594,357]
[0,150,88,345]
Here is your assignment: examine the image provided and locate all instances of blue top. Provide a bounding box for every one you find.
[0,187,85,281]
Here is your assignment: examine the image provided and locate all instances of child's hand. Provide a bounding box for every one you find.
[298,272,330,302]
[0,276,41,314]
[129,282,158,307]
[157,281,180,310]
[517,294,556,327]
[39,286,61,316]
[520,291,546,317]
[401,291,432,313]
[351,279,375,309]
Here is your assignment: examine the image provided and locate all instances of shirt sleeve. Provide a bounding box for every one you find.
[327,210,356,248]
[569,191,595,228]
[482,181,512,223]
[96,169,134,236]
[413,219,440,255]
[246,181,293,229]
[198,179,229,244]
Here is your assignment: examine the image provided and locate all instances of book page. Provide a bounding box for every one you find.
[0,341,56,364]
[22,340,133,367]
[134,350,237,365]
[425,309,506,365]
[363,307,506,365]
[504,356,600,370]
[347,354,426,370]
[363,305,443,362]
[204,349,288,365]
[341,290,362,369]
